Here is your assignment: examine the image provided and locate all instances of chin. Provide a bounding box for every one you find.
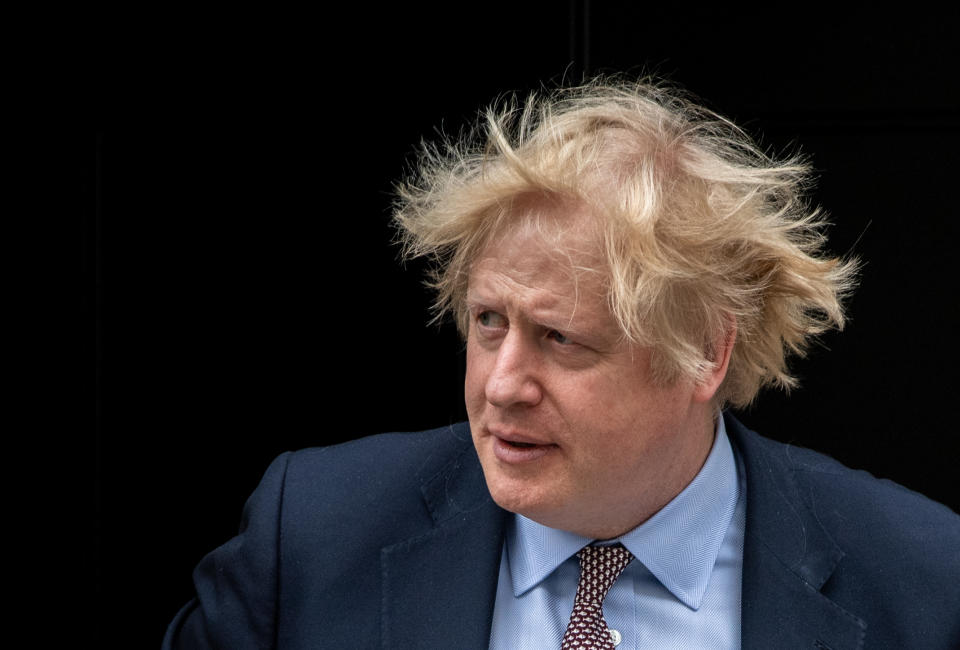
[487,484,534,516]
[481,468,560,521]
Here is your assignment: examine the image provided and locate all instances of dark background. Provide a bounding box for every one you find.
[85,3,959,646]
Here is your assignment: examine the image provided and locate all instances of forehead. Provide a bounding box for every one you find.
[467,207,616,329]
[470,232,599,293]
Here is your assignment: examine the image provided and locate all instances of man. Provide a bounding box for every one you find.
[164,79,960,649]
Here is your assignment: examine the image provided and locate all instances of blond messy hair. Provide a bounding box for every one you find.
[394,78,857,408]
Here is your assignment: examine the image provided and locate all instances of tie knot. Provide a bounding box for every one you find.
[574,544,634,605]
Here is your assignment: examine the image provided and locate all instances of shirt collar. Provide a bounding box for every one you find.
[506,415,741,610]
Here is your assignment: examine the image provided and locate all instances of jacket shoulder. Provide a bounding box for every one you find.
[728,415,960,647]
[285,422,473,489]
[163,422,479,649]
[789,443,960,644]
[747,430,959,546]
[279,421,476,540]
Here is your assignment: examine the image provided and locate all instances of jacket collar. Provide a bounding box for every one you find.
[380,422,507,649]
[725,413,866,649]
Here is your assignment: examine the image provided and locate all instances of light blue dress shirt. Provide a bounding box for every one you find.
[488,417,746,649]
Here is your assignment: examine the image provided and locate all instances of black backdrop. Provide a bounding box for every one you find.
[89,4,959,646]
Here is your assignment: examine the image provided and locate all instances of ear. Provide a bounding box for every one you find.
[692,316,737,404]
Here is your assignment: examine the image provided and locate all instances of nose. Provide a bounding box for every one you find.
[484,329,543,408]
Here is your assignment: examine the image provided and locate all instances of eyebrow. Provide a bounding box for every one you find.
[465,294,596,341]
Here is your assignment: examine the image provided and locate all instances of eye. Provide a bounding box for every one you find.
[477,310,507,329]
[548,330,573,345]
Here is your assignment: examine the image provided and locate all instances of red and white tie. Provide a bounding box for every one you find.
[560,544,634,649]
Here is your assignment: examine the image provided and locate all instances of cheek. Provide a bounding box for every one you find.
[562,369,637,420]
[464,339,488,409]
[560,371,660,446]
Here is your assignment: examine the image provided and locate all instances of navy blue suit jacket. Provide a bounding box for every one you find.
[164,414,960,649]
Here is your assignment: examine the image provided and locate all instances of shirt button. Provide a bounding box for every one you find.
[608,629,622,646]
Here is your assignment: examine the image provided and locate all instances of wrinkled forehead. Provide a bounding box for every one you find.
[465,201,614,324]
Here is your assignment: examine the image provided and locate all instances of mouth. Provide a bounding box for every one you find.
[489,431,557,464]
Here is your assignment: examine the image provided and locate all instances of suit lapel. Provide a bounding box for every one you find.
[380,432,507,649]
[727,415,866,650]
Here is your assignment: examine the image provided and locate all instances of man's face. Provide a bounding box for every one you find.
[464,216,713,538]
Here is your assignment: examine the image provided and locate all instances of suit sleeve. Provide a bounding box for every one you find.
[162,452,292,650]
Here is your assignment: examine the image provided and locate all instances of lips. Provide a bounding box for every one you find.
[488,427,553,446]
[488,427,557,464]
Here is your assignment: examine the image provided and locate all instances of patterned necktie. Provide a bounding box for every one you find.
[560,544,634,649]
